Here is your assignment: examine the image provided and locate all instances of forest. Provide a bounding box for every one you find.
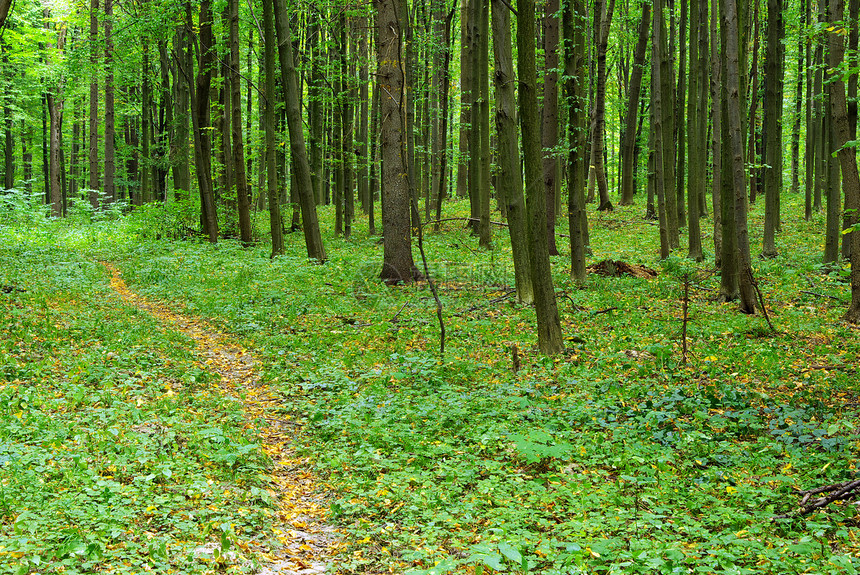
[1,0,860,571]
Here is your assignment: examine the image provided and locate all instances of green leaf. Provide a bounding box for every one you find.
[498,541,523,564]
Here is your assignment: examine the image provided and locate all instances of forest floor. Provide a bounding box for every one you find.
[1,192,860,574]
[104,262,337,574]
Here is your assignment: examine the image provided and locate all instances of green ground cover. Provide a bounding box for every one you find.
[1,190,859,574]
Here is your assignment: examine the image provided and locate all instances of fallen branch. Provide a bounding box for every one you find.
[774,479,860,519]
[800,290,845,302]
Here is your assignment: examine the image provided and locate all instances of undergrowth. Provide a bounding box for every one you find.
[1,190,859,574]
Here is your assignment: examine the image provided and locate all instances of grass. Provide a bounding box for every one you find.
[1,188,859,574]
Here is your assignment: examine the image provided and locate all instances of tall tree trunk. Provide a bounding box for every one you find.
[141,40,153,204]
[377,0,416,282]
[477,0,491,248]
[262,0,282,254]
[456,0,472,199]
[47,26,67,217]
[658,5,678,245]
[565,0,589,280]
[103,0,115,202]
[676,0,688,223]
[227,0,251,244]
[687,0,704,261]
[357,16,370,218]
[272,0,326,260]
[843,0,859,259]
[433,5,455,231]
[790,0,805,199]
[88,0,99,206]
[190,0,218,242]
[517,0,563,354]
[619,0,650,206]
[369,77,379,235]
[761,0,783,258]
[651,0,670,258]
[710,0,723,264]
[308,19,324,206]
[492,0,533,303]
[824,0,841,265]
[724,0,756,313]
[828,0,860,321]
[592,0,615,211]
[542,0,561,253]
[3,47,13,190]
[813,0,826,213]
[172,18,192,198]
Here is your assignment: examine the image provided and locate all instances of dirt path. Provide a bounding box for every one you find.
[104,262,337,574]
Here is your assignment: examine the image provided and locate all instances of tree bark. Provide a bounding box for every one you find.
[542,0,561,253]
[651,0,670,258]
[377,0,416,282]
[592,0,615,211]
[273,0,327,261]
[190,0,218,242]
[565,0,589,281]
[761,0,783,258]
[723,0,756,313]
[687,0,704,261]
[518,0,563,354]
[619,0,650,206]
[827,0,860,321]
[492,0,533,303]
[88,0,99,206]
[103,0,115,202]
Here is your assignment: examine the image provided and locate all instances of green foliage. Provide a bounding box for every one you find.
[0,227,274,574]
[2,195,859,574]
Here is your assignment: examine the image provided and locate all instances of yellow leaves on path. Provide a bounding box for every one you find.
[103,262,339,574]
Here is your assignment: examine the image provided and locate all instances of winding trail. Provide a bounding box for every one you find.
[104,262,337,574]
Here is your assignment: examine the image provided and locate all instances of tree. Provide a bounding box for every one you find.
[491,0,533,303]
[377,0,416,283]
[723,0,757,313]
[261,0,282,255]
[619,0,650,207]
[228,0,251,245]
[517,0,563,354]
[686,0,706,261]
[827,0,860,322]
[272,0,327,261]
[104,0,115,202]
[565,0,589,282]
[591,0,615,211]
[190,0,218,242]
[542,0,561,254]
[88,0,98,206]
[761,0,784,258]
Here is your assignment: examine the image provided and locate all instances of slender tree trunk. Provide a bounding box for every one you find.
[687,0,704,260]
[434,6,455,231]
[843,0,859,259]
[814,0,826,213]
[172,18,192,198]
[457,0,472,199]
[518,0,563,353]
[724,0,756,313]
[477,0,491,248]
[652,0,670,258]
[824,0,841,265]
[369,77,379,235]
[565,0,589,280]
[190,0,218,242]
[542,0,561,253]
[272,0,326,259]
[592,0,615,211]
[676,0,688,223]
[620,0,650,206]
[790,0,805,199]
[3,47,13,190]
[357,17,370,217]
[827,0,860,321]
[226,0,251,244]
[761,0,783,258]
[377,0,416,282]
[711,0,723,264]
[658,6,678,245]
[88,0,99,206]
[261,0,283,255]
[102,0,115,202]
[492,0,533,303]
